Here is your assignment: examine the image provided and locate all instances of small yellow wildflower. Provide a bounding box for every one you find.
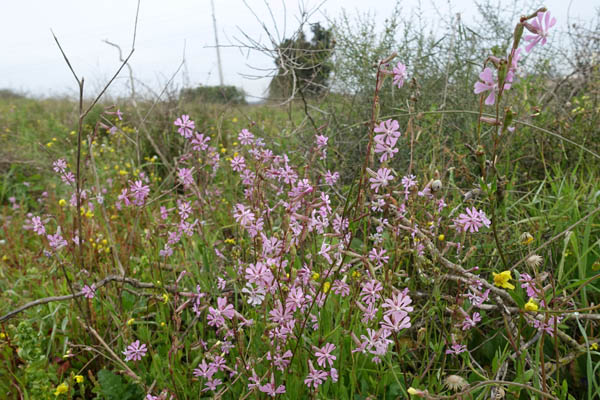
[119,170,128,176]
[59,199,67,207]
[232,117,238,122]
[220,148,227,153]
[524,298,538,312]
[162,293,169,303]
[224,238,235,245]
[312,272,320,281]
[352,271,361,279]
[407,387,425,396]
[46,142,53,148]
[493,270,515,290]
[74,375,84,383]
[520,232,534,245]
[161,322,166,327]
[438,234,445,241]
[54,382,69,396]
[127,318,135,326]
[233,142,238,146]
[0,333,6,340]
[591,343,598,351]
[323,281,331,293]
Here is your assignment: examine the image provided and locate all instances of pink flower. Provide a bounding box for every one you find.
[461,312,481,330]
[360,279,383,305]
[82,284,96,299]
[259,374,286,397]
[381,289,413,320]
[245,261,274,289]
[445,343,467,355]
[191,132,210,151]
[369,168,393,193]
[380,312,411,332]
[313,343,336,368]
[530,315,562,337]
[332,279,350,296]
[304,360,329,389]
[267,349,293,371]
[373,138,398,162]
[207,297,235,327]
[454,207,491,233]
[53,159,67,173]
[202,379,222,392]
[520,273,539,298]
[32,216,45,235]
[177,168,194,188]
[129,180,150,206]
[286,286,305,312]
[193,359,217,379]
[368,247,389,268]
[47,228,68,250]
[392,62,407,88]
[123,340,147,361]
[242,283,266,306]
[230,155,246,172]
[238,129,254,145]
[174,114,195,138]
[524,11,556,53]
[315,134,328,148]
[233,204,255,227]
[324,170,340,186]
[374,119,401,145]
[505,48,522,87]
[474,67,497,105]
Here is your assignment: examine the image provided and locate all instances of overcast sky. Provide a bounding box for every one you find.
[1,0,596,100]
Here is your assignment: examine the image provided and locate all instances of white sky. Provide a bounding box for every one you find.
[1,0,597,100]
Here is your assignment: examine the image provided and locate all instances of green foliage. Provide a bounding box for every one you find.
[269,22,335,99]
[180,85,247,105]
[93,369,144,400]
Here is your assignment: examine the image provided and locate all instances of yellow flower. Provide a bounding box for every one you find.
[54,382,69,396]
[591,343,598,351]
[127,318,135,326]
[162,293,169,303]
[323,281,331,293]
[524,298,538,312]
[232,117,238,122]
[161,322,166,327]
[74,375,84,383]
[407,387,426,396]
[520,232,534,245]
[312,272,320,281]
[438,234,445,241]
[493,270,515,290]
[224,238,235,245]
[58,199,67,207]
[0,333,6,340]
